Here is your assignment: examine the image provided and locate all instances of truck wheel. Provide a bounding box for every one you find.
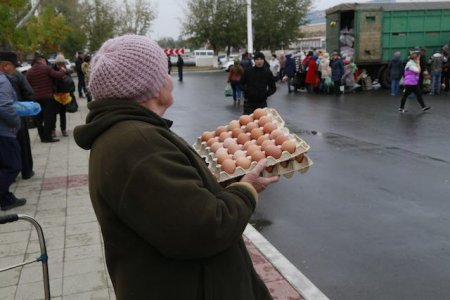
[378,65,390,88]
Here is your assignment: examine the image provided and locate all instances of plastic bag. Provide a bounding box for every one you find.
[13,101,41,116]
[225,84,233,97]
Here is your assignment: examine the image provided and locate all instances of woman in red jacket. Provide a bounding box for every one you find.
[304,51,318,93]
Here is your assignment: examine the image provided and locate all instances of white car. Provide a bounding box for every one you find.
[48,58,74,73]
[17,63,31,74]
[222,60,235,72]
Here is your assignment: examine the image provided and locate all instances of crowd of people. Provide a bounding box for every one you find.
[0,50,92,211]
[225,44,449,114]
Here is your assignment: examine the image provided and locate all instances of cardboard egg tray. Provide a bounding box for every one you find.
[192,108,313,182]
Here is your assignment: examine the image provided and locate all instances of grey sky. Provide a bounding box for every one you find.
[150,0,372,39]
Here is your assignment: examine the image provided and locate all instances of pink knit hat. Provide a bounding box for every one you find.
[89,35,167,102]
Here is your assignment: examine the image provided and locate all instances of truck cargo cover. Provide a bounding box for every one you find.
[326,2,450,15]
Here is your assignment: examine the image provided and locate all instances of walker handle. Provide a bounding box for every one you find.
[0,214,19,224]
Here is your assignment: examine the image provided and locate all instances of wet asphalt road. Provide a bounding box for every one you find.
[166,71,450,300]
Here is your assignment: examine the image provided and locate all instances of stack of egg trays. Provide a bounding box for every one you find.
[192,108,313,182]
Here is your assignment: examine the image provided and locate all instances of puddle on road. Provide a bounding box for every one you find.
[283,123,323,137]
[249,218,272,232]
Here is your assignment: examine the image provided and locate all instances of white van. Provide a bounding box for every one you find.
[194,49,214,67]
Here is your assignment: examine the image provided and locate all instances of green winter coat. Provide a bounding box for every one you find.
[74,99,272,300]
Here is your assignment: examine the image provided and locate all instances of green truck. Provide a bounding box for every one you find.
[325,2,450,87]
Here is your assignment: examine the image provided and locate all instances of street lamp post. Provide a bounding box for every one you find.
[247,0,253,54]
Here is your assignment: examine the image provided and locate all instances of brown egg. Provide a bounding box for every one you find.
[207,137,219,147]
[210,142,223,153]
[221,158,236,174]
[219,131,232,142]
[201,131,215,142]
[231,127,243,138]
[275,134,289,146]
[217,153,230,165]
[250,128,264,140]
[246,144,261,156]
[233,150,247,160]
[264,144,282,159]
[242,140,256,150]
[258,115,272,127]
[227,143,241,155]
[239,114,253,125]
[269,129,284,140]
[265,166,274,173]
[237,132,250,145]
[295,153,305,163]
[244,121,259,133]
[215,126,228,137]
[235,156,252,169]
[261,139,275,151]
[228,120,241,130]
[263,122,277,134]
[281,140,296,154]
[252,108,267,120]
[256,134,269,146]
[215,147,228,156]
[251,150,266,162]
[223,137,236,148]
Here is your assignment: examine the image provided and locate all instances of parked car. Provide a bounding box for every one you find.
[222,60,235,72]
[169,55,196,66]
[17,62,31,74]
[222,55,253,72]
[48,58,74,73]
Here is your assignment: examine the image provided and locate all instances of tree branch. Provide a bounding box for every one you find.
[16,0,43,29]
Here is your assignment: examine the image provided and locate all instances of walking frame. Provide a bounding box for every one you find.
[0,214,50,300]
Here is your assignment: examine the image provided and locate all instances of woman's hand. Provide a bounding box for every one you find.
[241,159,279,193]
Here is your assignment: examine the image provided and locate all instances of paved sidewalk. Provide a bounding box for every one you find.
[0,99,327,299]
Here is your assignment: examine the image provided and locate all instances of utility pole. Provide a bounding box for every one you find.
[247,0,253,54]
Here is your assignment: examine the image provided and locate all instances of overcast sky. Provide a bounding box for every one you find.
[150,0,372,40]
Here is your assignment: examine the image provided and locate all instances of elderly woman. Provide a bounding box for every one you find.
[74,35,278,300]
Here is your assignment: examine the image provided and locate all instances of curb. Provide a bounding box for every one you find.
[244,225,329,300]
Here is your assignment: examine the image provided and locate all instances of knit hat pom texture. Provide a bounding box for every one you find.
[89,35,167,102]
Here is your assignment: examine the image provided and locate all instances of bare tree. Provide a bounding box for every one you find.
[116,0,156,36]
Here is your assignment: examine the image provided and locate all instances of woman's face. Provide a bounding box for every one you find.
[158,75,174,109]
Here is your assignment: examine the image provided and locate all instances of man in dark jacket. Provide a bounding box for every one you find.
[240,51,253,71]
[240,52,276,114]
[283,53,296,93]
[418,47,428,93]
[74,34,278,300]
[330,52,344,95]
[75,52,86,98]
[26,56,66,142]
[0,51,26,210]
[388,51,403,96]
[176,54,184,82]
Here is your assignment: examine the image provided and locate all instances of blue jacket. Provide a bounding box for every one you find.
[388,57,403,81]
[0,73,21,137]
[330,58,344,81]
[284,54,296,77]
